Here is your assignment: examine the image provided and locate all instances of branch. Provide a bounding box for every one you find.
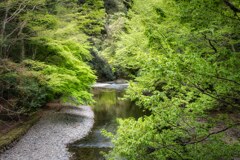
[147,143,185,160]
[213,76,240,86]
[202,34,217,53]
[223,0,240,15]
[0,97,14,108]
[0,6,9,35]
[17,21,27,36]
[0,103,17,114]
[0,119,11,127]
[184,122,240,145]
[184,67,240,86]
[6,1,28,23]
[4,25,20,40]
[179,79,238,108]
[192,83,238,108]
[5,21,27,40]
[210,7,240,21]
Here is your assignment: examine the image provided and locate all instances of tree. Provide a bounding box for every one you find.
[104,0,240,159]
[0,0,108,116]
[0,0,45,59]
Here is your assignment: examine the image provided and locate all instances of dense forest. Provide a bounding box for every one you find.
[1,0,240,159]
[0,0,107,115]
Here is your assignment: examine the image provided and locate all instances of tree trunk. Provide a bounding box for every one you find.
[20,39,25,60]
[18,21,27,61]
[0,6,9,58]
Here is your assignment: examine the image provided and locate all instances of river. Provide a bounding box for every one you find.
[68,83,145,160]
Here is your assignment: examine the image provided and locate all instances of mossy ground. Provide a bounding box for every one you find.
[0,113,41,153]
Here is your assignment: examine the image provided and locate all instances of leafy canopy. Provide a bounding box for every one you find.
[103,0,240,159]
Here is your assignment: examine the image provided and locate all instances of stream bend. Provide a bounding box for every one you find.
[0,106,94,160]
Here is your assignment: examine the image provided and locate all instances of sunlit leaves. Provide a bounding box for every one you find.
[105,0,240,159]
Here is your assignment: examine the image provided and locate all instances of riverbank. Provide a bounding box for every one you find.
[0,112,42,154]
[0,81,128,160]
[0,105,94,160]
[0,102,63,154]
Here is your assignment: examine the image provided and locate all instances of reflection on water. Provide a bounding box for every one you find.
[68,88,144,160]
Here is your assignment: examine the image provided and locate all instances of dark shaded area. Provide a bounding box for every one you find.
[89,50,115,82]
[103,0,133,14]
[69,148,109,160]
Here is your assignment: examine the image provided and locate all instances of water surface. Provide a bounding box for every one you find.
[68,86,144,160]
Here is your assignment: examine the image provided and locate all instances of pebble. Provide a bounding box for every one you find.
[0,106,94,160]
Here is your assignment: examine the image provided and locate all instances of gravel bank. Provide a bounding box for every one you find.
[0,106,94,160]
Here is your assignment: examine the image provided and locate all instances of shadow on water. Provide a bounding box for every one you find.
[68,87,145,160]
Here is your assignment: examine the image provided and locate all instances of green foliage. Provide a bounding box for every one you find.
[77,0,106,36]
[23,58,95,104]
[104,0,240,159]
[23,0,100,103]
[0,0,108,114]
[0,60,49,113]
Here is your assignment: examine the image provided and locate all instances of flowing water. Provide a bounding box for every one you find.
[68,84,145,160]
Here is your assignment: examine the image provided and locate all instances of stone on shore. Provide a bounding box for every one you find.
[0,106,94,160]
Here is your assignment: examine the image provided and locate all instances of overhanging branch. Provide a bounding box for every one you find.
[223,0,240,16]
[184,122,240,145]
